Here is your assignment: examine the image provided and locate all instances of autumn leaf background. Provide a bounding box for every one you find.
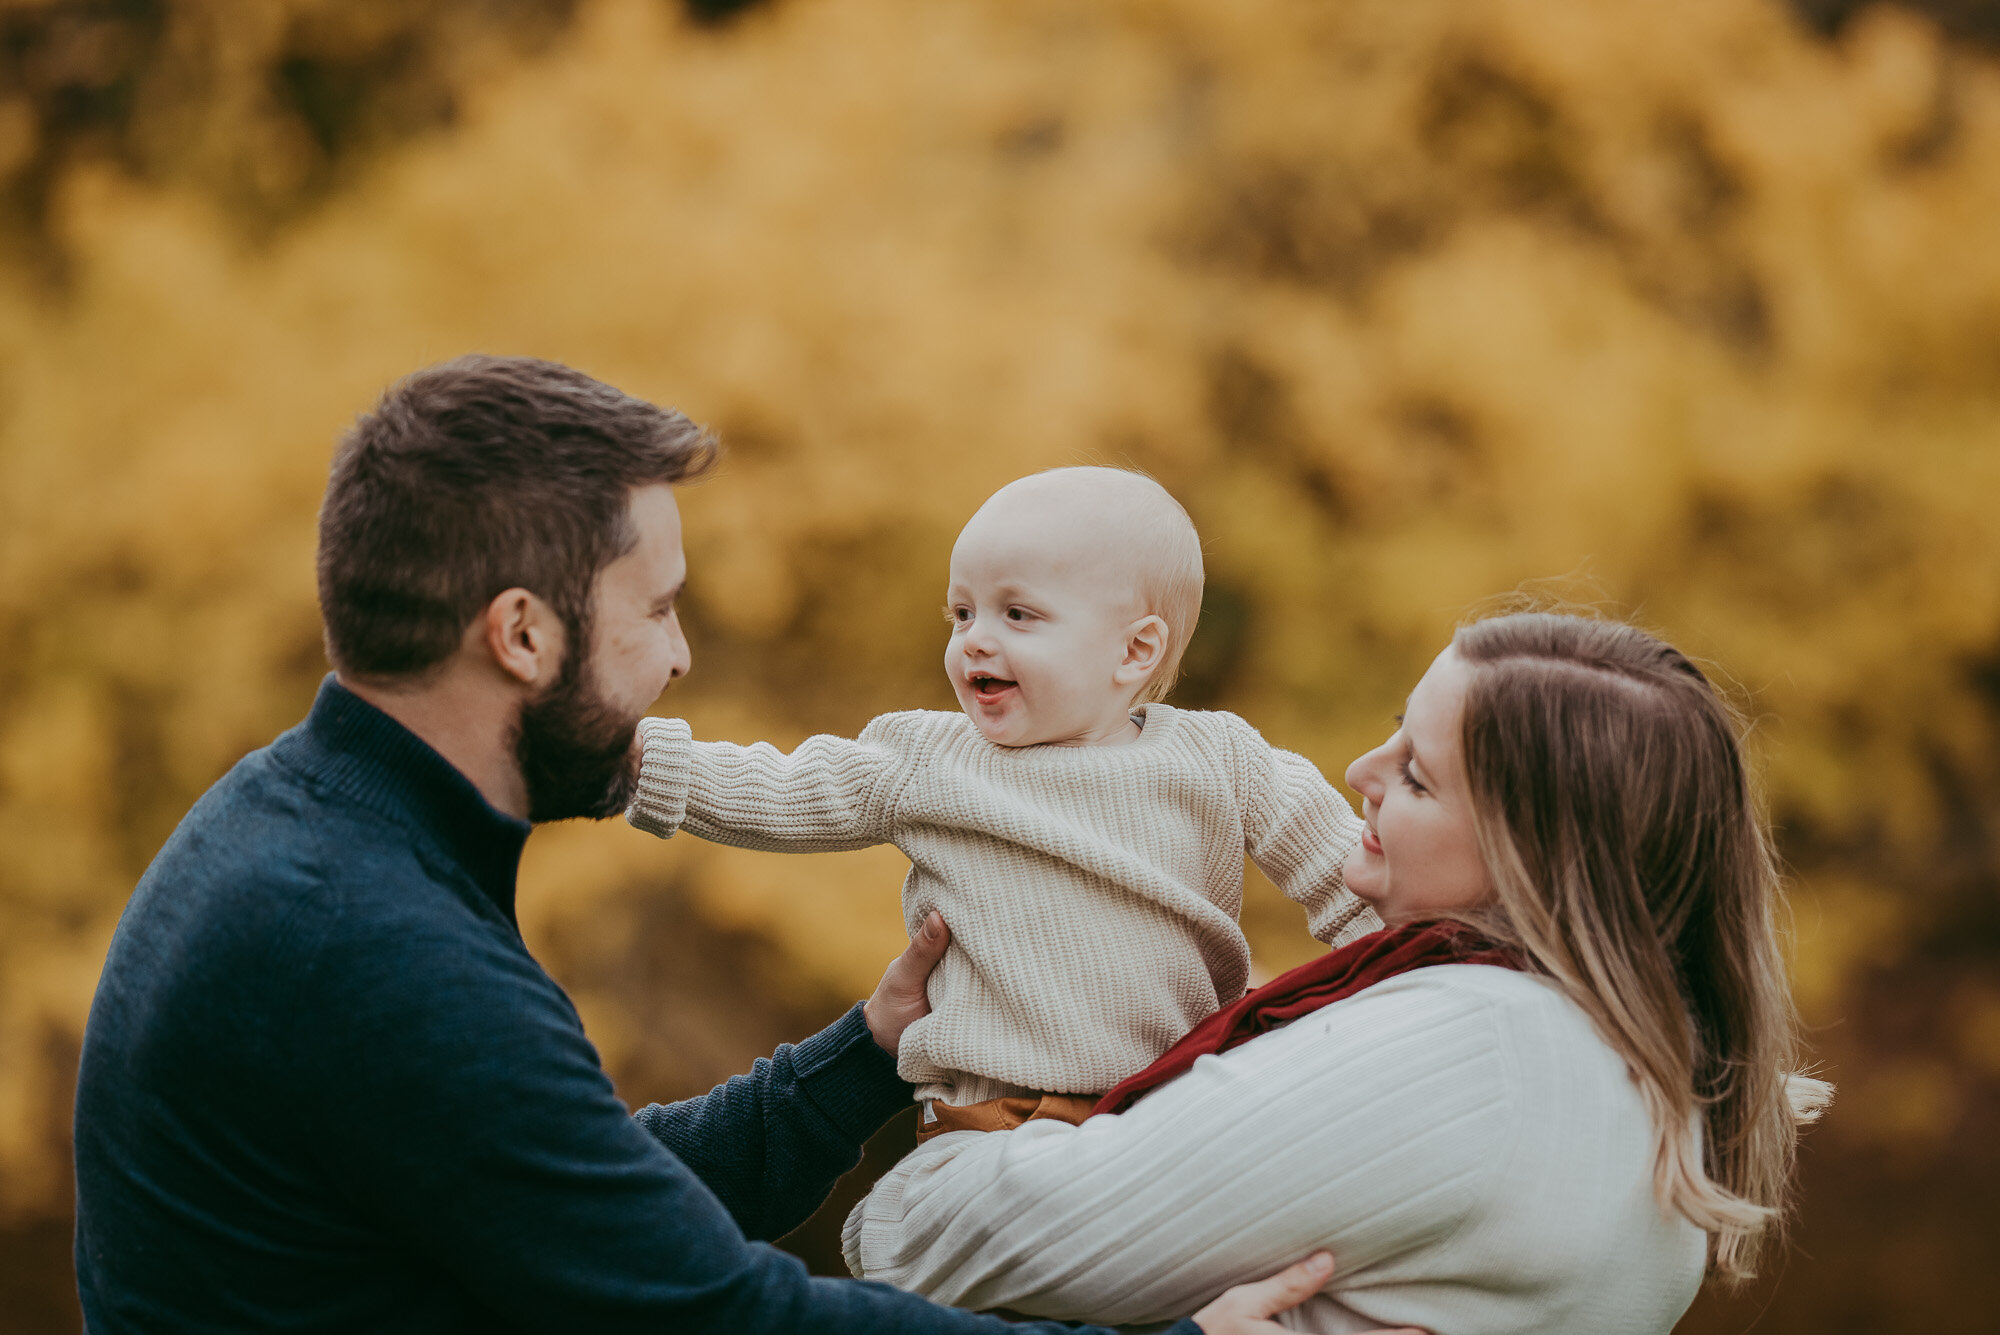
[2,0,1998,1329]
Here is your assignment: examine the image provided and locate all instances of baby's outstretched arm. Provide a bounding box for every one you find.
[625,717,903,853]
[1235,725,1381,946]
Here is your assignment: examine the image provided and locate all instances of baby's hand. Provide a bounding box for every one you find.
[863,912,950,1058]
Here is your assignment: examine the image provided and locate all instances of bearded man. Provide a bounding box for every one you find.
[69,357,1329,1334]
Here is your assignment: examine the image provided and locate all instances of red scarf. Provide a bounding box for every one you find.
[1093,920,1521,1117]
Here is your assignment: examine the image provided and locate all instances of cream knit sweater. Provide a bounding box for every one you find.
[626,703,1379,1106]
[844,967,1708,1334]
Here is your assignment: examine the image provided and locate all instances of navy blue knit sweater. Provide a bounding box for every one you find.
[74,677,1191,1334]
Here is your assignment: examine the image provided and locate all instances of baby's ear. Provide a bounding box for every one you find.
[1117,615,1169,683]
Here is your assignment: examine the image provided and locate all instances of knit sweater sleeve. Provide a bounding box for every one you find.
[1229,716,1380,946]
[625,715,909,852]
[844,971,1517,1328]
[287,879,1176,1335]
[632,1004,913,1241]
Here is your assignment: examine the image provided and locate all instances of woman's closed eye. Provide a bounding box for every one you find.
[1398,757,1428,795]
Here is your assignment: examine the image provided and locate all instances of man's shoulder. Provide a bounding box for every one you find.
[130,737,478,970]
[90,732,524,1106]
[109,736,547,1065]
[159,738,427,889]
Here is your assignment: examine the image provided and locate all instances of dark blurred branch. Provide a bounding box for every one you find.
[0,0,778,271]
[1794,0,2000,46]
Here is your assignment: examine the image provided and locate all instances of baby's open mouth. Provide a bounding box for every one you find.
[971,674,1017,700]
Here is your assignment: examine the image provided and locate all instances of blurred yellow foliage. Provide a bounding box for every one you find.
[3,0,1999,1258]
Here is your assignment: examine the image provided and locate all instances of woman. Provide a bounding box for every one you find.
[846,613,1829,1334]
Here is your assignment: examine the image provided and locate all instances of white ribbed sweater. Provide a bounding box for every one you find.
[845,967,1708,1335]
[626,704,1379,1105]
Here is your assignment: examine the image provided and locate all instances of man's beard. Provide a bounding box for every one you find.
[514,645,644,824]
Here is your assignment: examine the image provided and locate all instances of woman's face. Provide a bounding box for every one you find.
[1342,646,1496,925]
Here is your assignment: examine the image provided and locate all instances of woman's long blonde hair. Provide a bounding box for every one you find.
[1450,613,1829,1285]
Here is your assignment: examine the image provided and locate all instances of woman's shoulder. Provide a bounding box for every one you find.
[1221,964,1557,1106]
[1329,958,1572,1016]
[1343,967,1684,1199]
[1354,964,1636,1086]
[1348,966,1707,1312]
[1232,964,1643,1138]
[1360,960,1569,1011]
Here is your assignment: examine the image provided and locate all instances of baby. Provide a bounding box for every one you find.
[625,466,1379,1125]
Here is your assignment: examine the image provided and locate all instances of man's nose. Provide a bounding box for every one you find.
[666,614,692,681]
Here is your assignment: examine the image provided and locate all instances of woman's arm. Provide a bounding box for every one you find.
[847,973,1515,1327]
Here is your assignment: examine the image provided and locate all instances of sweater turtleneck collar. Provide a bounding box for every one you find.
[286,674,531,925]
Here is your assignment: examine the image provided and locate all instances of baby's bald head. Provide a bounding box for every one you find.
[955,467,1204,704]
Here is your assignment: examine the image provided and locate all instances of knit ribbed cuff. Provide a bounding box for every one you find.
[843,1128,970,1284]
[1314,810,1379,946]
[790,1003,916,1145]
[625,716,693,837]
[1327,899,1386,946]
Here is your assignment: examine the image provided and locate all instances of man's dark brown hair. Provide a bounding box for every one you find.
[318,354,716,677]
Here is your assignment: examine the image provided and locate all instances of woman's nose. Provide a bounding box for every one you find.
[1345,744,1385,798]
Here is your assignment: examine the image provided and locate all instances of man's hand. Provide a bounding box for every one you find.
[863,911,950,1058]
[1192,1253,1427,1335]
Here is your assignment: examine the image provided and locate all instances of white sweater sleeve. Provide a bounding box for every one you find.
[1236,725,1379,946]
[624,716,904,852]
[844,972,1516,1327]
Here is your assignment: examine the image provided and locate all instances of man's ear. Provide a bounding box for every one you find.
[479,588,565,688]
[1113,615,1168,690]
